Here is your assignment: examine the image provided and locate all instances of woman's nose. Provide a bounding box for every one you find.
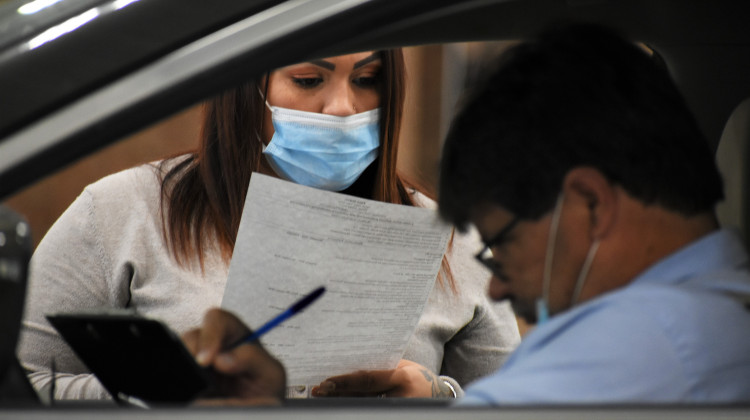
[321,83,357,116]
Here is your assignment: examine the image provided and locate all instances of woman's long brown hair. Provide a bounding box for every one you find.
[159,49,453,288]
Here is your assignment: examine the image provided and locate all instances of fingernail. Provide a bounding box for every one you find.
[320,381,336,392]
[196,350,211,366]
[217,353,235,366]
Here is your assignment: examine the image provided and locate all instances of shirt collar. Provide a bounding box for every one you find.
[630,229,749,290]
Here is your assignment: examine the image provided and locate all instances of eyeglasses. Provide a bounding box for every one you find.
[475,216,519,277]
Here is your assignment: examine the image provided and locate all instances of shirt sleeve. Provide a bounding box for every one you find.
[18,188,130,400]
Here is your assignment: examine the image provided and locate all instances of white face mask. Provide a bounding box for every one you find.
[537,193,600,325]
[262,104,380,191]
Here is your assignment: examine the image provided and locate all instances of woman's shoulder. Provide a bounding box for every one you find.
[66,157,193,248]
[83,155,191,200]
[407,188,479,248]
[407,187,488,288]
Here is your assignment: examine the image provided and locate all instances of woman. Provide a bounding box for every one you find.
[18,50,520,400]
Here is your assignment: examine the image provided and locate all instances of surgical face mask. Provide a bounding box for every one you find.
[262,104,380,191]
[537,193,600,325]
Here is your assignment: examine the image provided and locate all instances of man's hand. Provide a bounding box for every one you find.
[182,308,286,405]
[310,359,454,398]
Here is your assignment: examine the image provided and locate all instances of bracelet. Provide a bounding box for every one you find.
[443,380,457,398]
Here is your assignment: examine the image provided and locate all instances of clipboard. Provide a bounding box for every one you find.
[46,312,211,405]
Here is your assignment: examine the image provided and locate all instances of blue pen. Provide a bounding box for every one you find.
[230,286,325,348]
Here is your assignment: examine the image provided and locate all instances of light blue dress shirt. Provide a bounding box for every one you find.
[461,229,750,405]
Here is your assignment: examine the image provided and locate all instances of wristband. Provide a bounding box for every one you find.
[443,380,457,398]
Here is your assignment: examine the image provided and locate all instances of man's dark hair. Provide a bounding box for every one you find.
[438,23,724,229]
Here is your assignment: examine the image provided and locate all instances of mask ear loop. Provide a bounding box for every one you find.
[571,239,599,305]
[538,193,564,324]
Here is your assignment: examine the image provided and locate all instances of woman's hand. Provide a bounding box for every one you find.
[310,359,454,398]
[182,308,286,406]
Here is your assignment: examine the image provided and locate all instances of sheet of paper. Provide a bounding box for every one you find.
[221,173,451,393]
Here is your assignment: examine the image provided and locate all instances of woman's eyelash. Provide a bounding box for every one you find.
[291,74,380,89]
[292,77,323,88]
[353,76,379,87]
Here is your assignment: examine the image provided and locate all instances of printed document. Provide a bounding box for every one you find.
[222,173,451,394]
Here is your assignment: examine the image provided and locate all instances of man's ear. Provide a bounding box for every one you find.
[562,167,617,239]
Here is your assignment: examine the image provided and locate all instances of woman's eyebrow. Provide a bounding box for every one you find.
[353,53,380,69]
[310,60,335,70]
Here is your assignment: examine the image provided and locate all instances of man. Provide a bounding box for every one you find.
[184,23,750,405]
[437,23,750,404]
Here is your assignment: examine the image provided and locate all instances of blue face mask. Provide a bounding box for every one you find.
[262,104,380,191]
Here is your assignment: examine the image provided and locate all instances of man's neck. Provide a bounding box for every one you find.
[581,201,718,303]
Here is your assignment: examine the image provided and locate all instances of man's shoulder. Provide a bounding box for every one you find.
[501,283,732,375]
[462,281,750,405]
[558,279,746,339]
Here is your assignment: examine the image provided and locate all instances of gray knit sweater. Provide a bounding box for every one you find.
[18,162,520,400]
